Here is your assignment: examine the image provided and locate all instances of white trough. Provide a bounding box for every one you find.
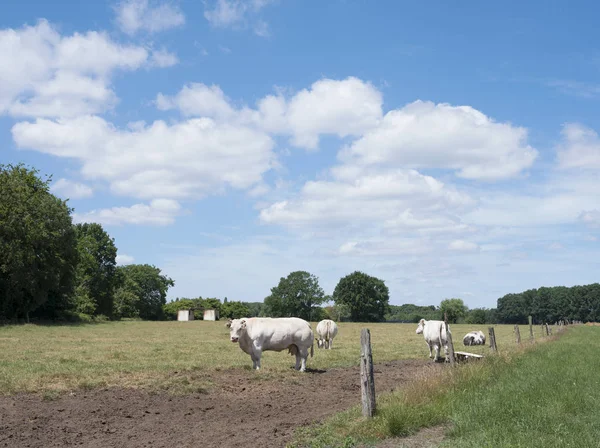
[454,351,484,362]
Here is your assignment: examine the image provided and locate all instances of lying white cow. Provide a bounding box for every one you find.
[226,317,314,371]
[463,330,486,346]
[416,319,448,362]
[315,319,338,349]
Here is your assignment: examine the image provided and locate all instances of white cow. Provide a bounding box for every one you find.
[315,319,338,349]
[226,317,314,372]
[415,319,449,362]
[463,330,486,346]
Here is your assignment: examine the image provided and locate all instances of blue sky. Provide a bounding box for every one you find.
[2,0,600,309]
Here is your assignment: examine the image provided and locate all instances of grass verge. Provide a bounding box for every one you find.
[289,327,595,448]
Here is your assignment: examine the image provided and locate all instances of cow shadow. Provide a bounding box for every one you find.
[291,367,327,374]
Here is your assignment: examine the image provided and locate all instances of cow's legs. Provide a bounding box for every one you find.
[251,343,262,370]
[427,341,433,359]
[328,339,333,349]
[298,348,308,372]
[433,343,440,362]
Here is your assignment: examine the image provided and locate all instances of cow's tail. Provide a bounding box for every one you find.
[326,320,331,343]
[310,339,314,358]
[439,321,444,350]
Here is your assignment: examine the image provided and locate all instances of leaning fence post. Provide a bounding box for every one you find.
[514,324,521,344]
[528,315,534,341]
[488,327,497,352]
[545,323,551,336]
[444,313,456,365]
[360,328,376,418]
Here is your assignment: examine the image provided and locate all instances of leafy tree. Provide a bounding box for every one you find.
[243,302,264,317]
[333,271,389,322]
[0,164,77,320]
[221,301,250,319]
[116,264,174,320]
[263,271,326,321]
[114,273,143,319]
[497,293,528,324]
[439,298,468,323]
[465,308,488,324]
[323,303,351,322]
[73,223,118,318]
[386,304,439,323]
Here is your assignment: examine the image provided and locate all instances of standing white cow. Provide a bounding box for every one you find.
[315,319,338,349]
[415,319,449,362]
[463,330,486,346]
[226,317,314,372]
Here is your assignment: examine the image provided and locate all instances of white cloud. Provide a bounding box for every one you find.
[150,48,179,67]
[12,115,275,200]
[254,20,270,37]
[156,83,234,118]
[465,188,600,228]
[0,20,163,118]
[116,254,135,265]
[448,240,479,252]
[73,199,181,226]
[337,238,433,257]
[547,80,600,99]
[158,77,383,150]
[260,169,472,229]
[115,0,185,35]
[204,0,246,27]
[204,0,275,32]
[340,100,537,180]
[579,209,600,228]
[276,77,383,149]
[50,178,94,199]
[556,123,600,169]
[383,209,476,235]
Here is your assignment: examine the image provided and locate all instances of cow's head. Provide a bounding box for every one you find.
[416,319,426,334]
[315,337,324,349]
[228,318,247,343]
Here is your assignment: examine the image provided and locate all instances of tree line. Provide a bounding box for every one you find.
[0,164,174,322]
[3,164,599,325]
[496,284,600,324]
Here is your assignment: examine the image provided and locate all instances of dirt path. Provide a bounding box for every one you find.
[0,359,442,448]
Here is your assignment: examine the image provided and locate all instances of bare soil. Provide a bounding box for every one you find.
[0,359,442,448]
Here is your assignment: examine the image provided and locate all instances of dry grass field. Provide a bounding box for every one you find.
[0,320,546,395]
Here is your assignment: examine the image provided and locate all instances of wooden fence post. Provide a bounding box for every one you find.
[528,315,534,341]
[444,313,456,365]
[488,327,497,352]
[360,328,376,418]
[545,323,551,336]
[514,324,521,344]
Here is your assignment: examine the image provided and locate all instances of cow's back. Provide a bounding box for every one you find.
[424,320,448,343]
[246,317,312,350]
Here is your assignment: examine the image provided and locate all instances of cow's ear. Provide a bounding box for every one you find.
[240,319,247,329]
[225,319,232,328]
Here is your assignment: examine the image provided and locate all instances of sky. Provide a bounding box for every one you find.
[2,0,600,309]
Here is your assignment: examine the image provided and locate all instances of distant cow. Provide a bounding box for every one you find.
[315,319,338,349]
[416,319,448,362]
[463,330,486,346]
[226,317,314,372]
